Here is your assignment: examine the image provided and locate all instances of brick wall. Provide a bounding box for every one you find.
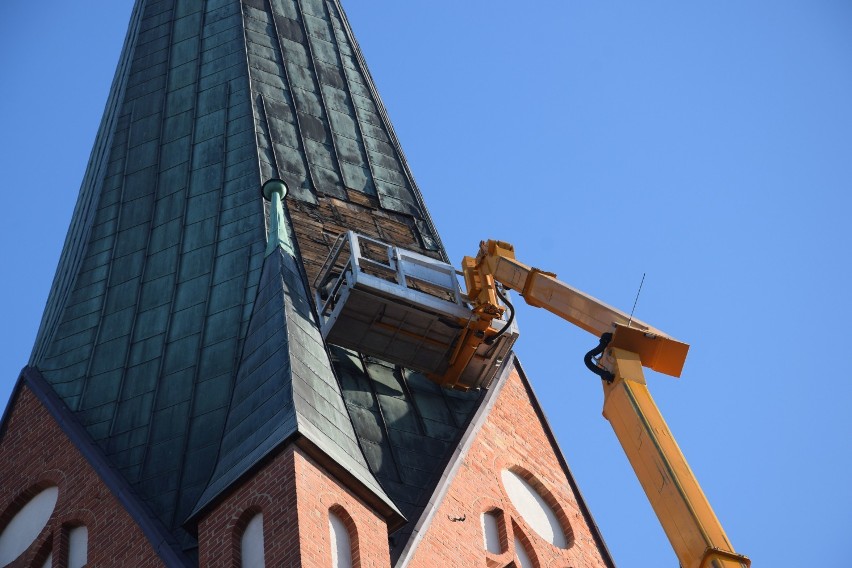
[0,386,163,568]
[198,443,391,567]
[405,365,610,568]
[0,366,609,568]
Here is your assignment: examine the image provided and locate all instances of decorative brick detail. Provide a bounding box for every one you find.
[406,365,610,568]
[198,444,391,567]
[0,386,163,568]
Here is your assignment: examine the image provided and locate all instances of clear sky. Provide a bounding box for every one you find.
[1,2,851,566]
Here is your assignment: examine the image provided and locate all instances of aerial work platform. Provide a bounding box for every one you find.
[314,232,518,389]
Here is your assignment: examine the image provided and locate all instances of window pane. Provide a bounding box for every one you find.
[501,470,567,548]
[241,513,265,568]
[329,512,352,568]
[68,526,88,568]
[0,487,59,566]
[481,512,501,554]
[514,536,534,568]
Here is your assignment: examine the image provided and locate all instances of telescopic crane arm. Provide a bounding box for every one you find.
[439,239,749,568]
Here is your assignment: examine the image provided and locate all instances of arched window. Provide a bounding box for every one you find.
[68,525,88,568]
[501,469,567,548]
[240,512,265,568]
[481,510,504,554]
[514,534,535,568]
[328,510,352,568]
[0,486,59,565]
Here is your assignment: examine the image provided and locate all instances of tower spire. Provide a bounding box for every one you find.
[2,2,614,566]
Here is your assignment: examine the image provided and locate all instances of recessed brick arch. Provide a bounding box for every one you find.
[328,504,360,567]
[31,536,54,568]
[231,497,272,535]
[503,464,576,548]
[56,508,96,529]
[55,507,96,566]
[0,480,58,531]
[511,519,541,568]
[480,504,511,568]
[480,504,509,552]
[230,498,272,566]
[0,482,59,567]
[197,445,392,567]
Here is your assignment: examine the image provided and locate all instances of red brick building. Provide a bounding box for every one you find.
[0,1,614,566]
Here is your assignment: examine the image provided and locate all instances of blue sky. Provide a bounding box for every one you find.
[1,2,851,566]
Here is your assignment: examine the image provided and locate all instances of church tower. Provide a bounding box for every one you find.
[0,1,615,566]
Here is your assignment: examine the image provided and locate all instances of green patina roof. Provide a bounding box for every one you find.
[331,349,483,562]
[191,242,398,521]
[27,0,481,560]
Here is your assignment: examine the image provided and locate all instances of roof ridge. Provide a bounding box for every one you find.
[190,243,400,524]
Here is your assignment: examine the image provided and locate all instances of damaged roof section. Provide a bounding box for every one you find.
[242,0,442,252]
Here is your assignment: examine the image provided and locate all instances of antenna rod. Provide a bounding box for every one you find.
[627,272,646,328]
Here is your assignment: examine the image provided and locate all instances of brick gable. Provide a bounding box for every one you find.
[403,364,613,568]
[0,385,164,567]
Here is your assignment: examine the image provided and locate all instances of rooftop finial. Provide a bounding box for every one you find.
[262,178,295,257]
[262,178,287,201]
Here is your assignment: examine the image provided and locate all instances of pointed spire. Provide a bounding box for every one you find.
[21,0,471,557]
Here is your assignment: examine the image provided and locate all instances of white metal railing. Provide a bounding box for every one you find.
[314,231,466,324]
[313,231,518,389]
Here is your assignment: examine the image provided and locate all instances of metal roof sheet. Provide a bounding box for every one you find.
[25,0,475,558]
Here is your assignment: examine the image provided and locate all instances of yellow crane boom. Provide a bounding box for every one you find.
[437,239,749,568]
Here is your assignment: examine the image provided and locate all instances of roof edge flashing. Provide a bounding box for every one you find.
[186,430,301,526]
[394,357,516,567]
[19,367,193,567]
[294,435,406,531]
[185,432,405,532]
[511,358,617,568]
